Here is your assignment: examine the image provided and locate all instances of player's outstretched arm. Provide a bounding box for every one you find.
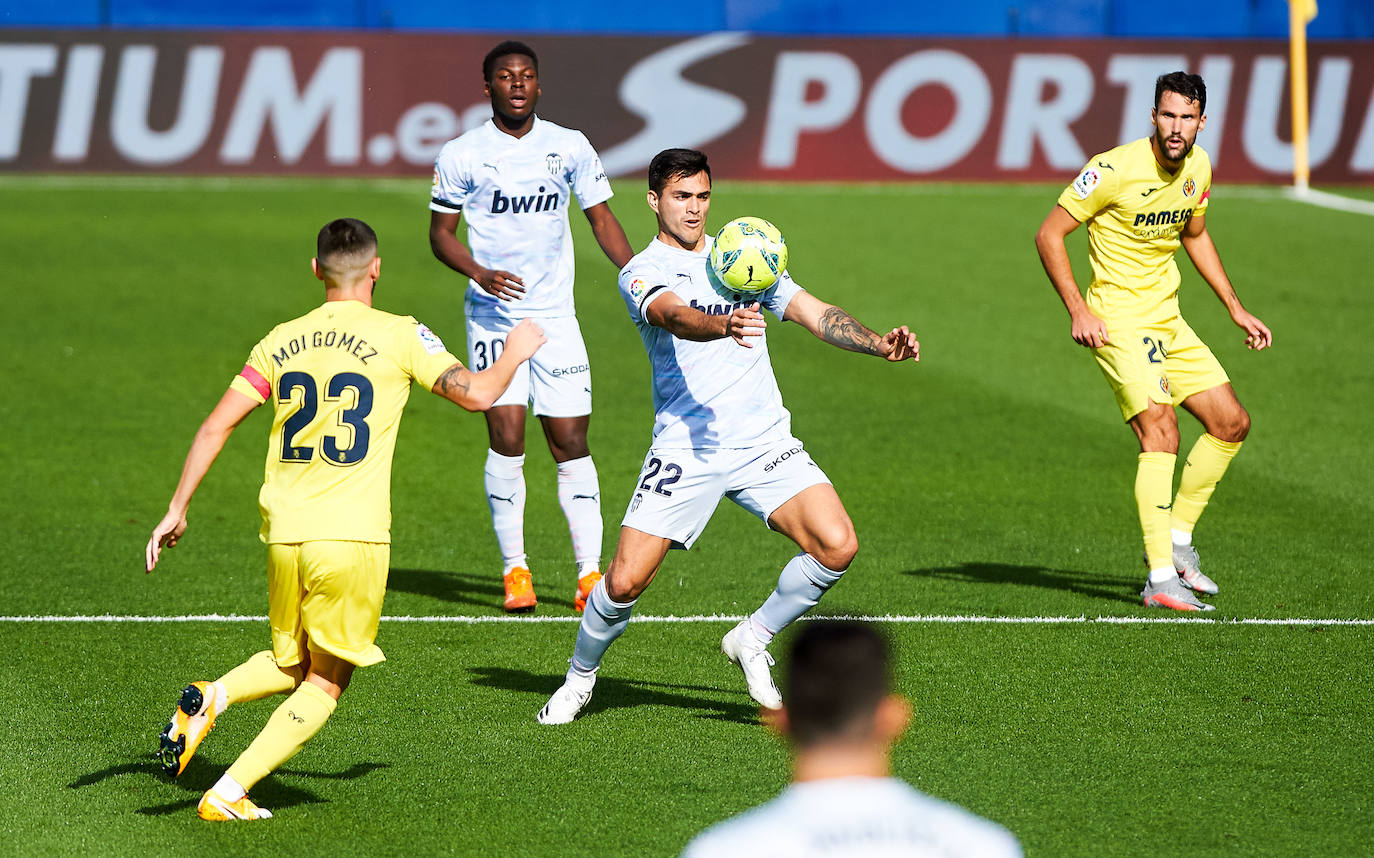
[1181,214,1272,350]
[583,202,635,270]
[428,210,526,301]
[432,319,547,410]
[1035,205,1109,348]
[644,291,767,347]
[146,388,260,573]
[783,291,919,361]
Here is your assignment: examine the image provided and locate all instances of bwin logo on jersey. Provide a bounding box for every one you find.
[689,297,751,316]
[491,187,560,214]
[546,153,563,176]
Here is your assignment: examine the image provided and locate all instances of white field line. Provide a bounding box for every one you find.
[1,613,1371,626]
[1286,186,1374,216]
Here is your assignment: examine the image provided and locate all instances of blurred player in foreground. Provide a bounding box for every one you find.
[146,218,544,820]
[537,148,919,724]
[681,621,1022,858]
[1034,71,1271,612]
[429,40,633,613]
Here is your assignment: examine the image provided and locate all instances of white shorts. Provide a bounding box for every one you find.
[621,436,831,550]
[466,315,591,416]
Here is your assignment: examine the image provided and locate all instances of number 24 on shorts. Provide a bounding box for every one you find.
[1142,336,1169,364]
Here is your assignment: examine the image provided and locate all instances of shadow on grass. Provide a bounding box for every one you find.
[902,562,1141,606]
[388,567,577,612]
[68,757,388,816]
[468,666,759,724]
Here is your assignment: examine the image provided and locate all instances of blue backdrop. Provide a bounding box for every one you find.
[2,0,1372,38]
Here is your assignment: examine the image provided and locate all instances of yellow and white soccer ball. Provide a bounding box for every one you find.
[709,217,788,293]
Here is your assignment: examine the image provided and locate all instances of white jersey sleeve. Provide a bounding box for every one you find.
[568,132,613,211]
[429,139,470,214]
[758,270,802,320]
[619,257,670,323]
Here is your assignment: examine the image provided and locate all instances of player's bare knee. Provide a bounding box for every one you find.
[1222,408,1250,442]
[814,527,858,573]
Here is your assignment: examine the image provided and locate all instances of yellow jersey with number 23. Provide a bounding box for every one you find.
[227,299,459,545]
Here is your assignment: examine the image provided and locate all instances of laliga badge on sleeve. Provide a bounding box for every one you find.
[416,323,446,355]
[1071,168,1100,200]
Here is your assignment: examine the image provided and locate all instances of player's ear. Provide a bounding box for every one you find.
[646,190,660,215]
[875,694,912,743]
[370,256,381,282]
[311,257,324,282]
[1198,113,1207,132]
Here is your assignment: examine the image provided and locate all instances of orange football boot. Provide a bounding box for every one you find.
[503,567,537,612]
[574,571,602,613]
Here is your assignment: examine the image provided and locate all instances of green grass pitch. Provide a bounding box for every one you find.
[1,176,1371,856]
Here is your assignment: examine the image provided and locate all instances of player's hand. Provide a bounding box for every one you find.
[1232,309,1272,351]
[145,510,188,573]
[503,319,547,362]
[1070,309,1110,349]
[476,268,525,302]
[727,303,767,347]
[880,326,920,362]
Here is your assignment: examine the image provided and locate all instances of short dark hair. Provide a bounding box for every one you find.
[316,218,377,278]
[483,40,538,82]
[784,621,891,748]
[1155,71,1206,114]
[648,148,711,195]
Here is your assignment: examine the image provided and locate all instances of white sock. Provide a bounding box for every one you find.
[484,450,526,570]
[1148,567,1178,585]
[747,616,774,645]
[577,561,600,579]
[752,553,845,639]
[212,773,246,801]
[212,680,229,713]
[1172,528,1192,547]
[570,579,635,673]
[556,455,602,570]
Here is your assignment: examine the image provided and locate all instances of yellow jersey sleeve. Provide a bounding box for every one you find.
[1057,155,1120,223]
[228,337,277,403]
[397,317,461,391]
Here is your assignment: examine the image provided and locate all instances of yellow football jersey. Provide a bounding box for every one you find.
[1057,137,1211,324]
[227,300,460,544]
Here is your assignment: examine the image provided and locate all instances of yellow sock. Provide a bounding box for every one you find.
[217,650,304,705]
[1135,452,1177,571]
[1172,433,1243,534]
[225,681,336,791]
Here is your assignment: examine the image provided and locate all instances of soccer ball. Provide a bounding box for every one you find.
[709,217,788,293]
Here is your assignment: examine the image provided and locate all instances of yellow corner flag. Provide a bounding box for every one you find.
[1288,0,1317,190]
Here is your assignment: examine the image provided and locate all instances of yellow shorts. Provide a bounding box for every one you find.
[1093,316,1230,421]
[266,540,390,668]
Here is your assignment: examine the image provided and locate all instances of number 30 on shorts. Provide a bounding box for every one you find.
[473,338,504,370]
[1142,336,1169,364]
[639,457,683,496]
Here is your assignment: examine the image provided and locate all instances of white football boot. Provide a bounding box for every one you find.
[721,621,783,710]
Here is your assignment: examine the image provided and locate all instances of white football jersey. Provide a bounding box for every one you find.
[430,116,613,321]
[681,777,1023,858]
[618,236,801,450]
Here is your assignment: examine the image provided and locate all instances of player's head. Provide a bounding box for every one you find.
[1151,72,1207,167]
[313,218,380,288]
[483,41,539,125]
[647,148,712,251]
[778,621,910,753]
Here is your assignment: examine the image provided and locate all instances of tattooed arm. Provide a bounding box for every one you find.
[430,319,547,410]
[783,290,919,362]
